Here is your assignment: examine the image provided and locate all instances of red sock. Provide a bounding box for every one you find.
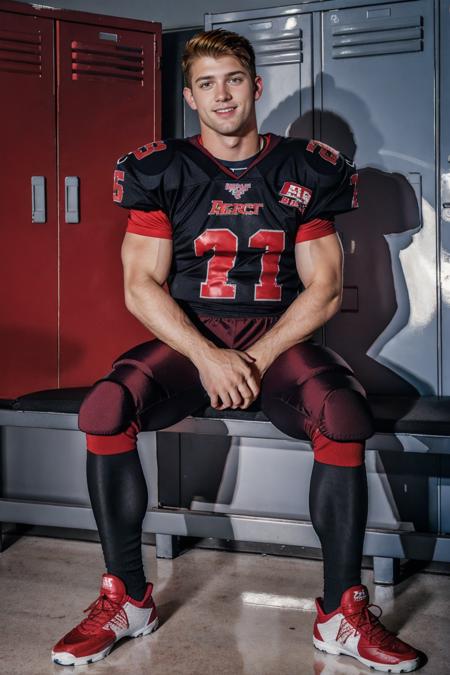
[311,427,365,467]
[86,420,140,455]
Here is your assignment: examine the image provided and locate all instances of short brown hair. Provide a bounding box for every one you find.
[182,29,256,89]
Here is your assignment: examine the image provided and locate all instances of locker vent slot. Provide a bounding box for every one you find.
[253,34,303,66]
[0,28,41,76]
[71,41,144,83]
[331,15,423,59]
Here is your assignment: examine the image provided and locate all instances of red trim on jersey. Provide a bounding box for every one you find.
[126,209,173,239]
[188,132,282,180]
[295,218,336,244]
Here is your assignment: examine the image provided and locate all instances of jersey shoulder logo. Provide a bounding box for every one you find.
[224,182,252,200]
[278,181,312,214]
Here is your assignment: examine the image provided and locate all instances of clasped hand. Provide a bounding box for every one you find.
[195,347,262,410]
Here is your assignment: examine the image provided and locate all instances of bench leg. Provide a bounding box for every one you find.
[373,556,400,585]
[155,534,183,559]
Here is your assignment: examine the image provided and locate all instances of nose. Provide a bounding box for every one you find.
[215,80,232,102]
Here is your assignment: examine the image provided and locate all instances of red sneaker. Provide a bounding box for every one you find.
[313,584,420,673]
[51,573,159,666]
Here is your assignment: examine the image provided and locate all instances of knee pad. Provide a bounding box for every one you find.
[78,378,136,435]
[301,368,374,442]
[322,385,373,440]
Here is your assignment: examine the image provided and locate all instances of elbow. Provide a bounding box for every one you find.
[124,275,162,313]
[327,287,342,317]
[124,286,138,313]
[123,280,145,313]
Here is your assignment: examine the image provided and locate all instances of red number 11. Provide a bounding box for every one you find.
[194,228,285,301]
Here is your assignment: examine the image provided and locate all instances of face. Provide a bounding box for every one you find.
[183,54,263,137]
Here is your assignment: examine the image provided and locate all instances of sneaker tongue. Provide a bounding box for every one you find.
[100,574,126,601]
[340,584,369,615]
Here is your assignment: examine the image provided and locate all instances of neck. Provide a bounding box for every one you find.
[199,128,261,160]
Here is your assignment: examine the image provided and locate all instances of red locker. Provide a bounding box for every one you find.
[0,11,58,397]
[0,1,162,397]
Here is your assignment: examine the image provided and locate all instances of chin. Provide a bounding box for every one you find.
[218,120,247,135]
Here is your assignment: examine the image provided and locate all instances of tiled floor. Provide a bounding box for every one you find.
[0,536,448,675]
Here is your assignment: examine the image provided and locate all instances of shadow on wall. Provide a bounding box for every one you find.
[262,85,425,396]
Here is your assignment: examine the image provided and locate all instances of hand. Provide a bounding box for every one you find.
[193,347,260,410]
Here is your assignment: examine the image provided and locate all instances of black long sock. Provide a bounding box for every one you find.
[86,449,148,601]
[309,461,368,614]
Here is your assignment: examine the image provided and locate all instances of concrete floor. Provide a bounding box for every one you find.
[0,536,449,675]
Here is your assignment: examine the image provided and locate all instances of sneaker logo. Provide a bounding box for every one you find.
[103,609,129,634]
[353,590,367,602]
[336,618,356,645]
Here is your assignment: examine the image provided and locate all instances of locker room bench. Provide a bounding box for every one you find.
[1,388,450,584]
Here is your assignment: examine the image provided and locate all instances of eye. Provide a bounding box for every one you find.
[199,82,212,89]
[230,77,243,83]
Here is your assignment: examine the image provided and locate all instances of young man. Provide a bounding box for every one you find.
[51,29,420,672]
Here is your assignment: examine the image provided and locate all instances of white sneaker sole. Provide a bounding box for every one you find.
[313,636,420,673]
[51,615,159,667]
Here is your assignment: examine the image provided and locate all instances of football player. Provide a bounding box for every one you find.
[52,29,420,672]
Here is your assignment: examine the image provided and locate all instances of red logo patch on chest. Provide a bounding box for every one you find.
[278,181,312,213]
[224,183,252,200]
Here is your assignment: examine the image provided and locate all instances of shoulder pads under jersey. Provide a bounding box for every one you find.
[116,138,178,175]
[293,138,358,220]
[295,137,355,176]
[113,138,182,212]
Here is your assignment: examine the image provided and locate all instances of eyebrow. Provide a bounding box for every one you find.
[194,70,246,84]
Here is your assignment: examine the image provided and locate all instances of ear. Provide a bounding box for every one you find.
[253,75,263,101]
[183,86,198,111]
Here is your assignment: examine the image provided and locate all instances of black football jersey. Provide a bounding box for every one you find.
[113,134,358,317]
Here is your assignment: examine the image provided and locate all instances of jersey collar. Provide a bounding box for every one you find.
[187,132,282,180]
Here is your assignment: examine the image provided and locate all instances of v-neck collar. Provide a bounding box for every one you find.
[187,132,282,180]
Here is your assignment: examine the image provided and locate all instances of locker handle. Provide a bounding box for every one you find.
[31,176,46,223]
[65,176,80,223]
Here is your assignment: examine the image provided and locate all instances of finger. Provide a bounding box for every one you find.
[245,374,260,399]
[210,393,219,409]
[218,392,232,410]
[228,387,244,409]
[237,381,254,408]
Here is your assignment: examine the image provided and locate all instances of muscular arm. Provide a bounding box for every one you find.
[122,232,213,359]
[246,232,344,375]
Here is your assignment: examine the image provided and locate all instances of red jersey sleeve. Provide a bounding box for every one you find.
[295,217,336,244]
[126,209,173,239]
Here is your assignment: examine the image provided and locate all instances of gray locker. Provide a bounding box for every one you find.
[321,1,437,396]
[440,0,450,395]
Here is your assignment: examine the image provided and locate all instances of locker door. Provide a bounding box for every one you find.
[321,0,436,395]
[440,0,450,395]
[186,13,313,138]
[0,11,57,398]
[57,21,161,387]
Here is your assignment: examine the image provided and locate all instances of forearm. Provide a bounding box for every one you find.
[125,279,217,366]
[247,282,341,372]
